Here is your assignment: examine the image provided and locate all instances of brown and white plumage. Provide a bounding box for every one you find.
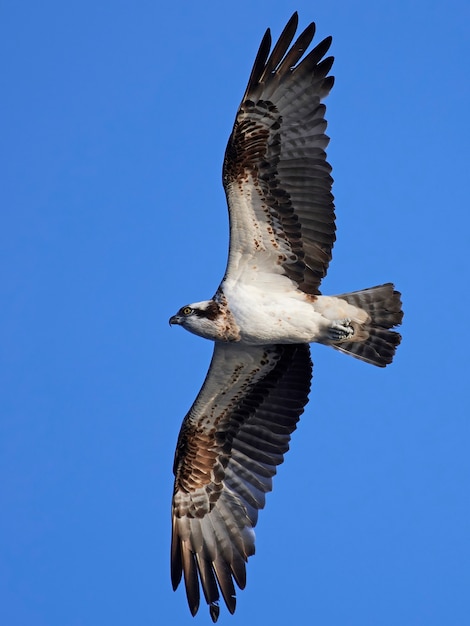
[222,16,335,295]
[171,343,312,621]
[169,13,403,621]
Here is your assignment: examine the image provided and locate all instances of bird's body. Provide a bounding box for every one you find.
[169,13,403,622]
[223,283,331,345]
[171,287,369,346]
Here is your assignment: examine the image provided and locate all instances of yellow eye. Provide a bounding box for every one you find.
[181,306,193,316]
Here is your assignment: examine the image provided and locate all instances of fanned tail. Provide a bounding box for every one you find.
[332,283,403,367]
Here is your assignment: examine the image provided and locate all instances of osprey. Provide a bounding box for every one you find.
[169,13,403,622]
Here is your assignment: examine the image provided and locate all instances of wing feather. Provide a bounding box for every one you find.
[258,13,300,80]
[181,539,200,616]
[242,30,271,100]
[274,23,315,77]
[171,342,312,620]
[223,14,335,295]
[212,556,237,613]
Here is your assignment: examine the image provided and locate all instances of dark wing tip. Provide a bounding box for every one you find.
[260,12,300,77]
[170,522,183,591]
[243,26,272,99]
[210,602,220,622]
[243,12,322,101]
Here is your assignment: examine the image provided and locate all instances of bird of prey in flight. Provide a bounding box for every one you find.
[169,13,403,622]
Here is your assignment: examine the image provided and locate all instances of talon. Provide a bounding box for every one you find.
[328,318,354,342]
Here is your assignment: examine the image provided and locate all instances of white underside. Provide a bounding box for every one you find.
[222,275,368,345]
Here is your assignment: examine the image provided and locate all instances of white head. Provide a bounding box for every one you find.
[169,300,224,341]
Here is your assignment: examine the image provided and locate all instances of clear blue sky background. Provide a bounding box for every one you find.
[2,1,469,625]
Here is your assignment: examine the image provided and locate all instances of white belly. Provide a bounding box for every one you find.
[222,280,329,344]
[221,273,370,345]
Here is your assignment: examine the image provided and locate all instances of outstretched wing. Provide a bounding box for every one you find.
[171,342,312,621]
[223,12,335,295]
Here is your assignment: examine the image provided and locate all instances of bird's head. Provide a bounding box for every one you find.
[169,300,223,340]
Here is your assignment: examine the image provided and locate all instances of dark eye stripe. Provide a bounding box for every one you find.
[194,302,219,321]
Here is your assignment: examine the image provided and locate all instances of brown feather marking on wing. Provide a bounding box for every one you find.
[223,101,277,185]
[172,343,312,620]
[223,18,336,295]
[173,423,224,506]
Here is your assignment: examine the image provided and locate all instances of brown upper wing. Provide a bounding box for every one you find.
[223,12,335,295]
[171,342,312,621]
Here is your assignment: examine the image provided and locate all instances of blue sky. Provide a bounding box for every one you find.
[1,1,469,624]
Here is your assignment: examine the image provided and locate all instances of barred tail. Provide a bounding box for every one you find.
[332,283,403,367]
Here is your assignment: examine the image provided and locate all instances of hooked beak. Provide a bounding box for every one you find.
[169,315,180,326]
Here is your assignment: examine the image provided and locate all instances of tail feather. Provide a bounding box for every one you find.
[332,283,403,367]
